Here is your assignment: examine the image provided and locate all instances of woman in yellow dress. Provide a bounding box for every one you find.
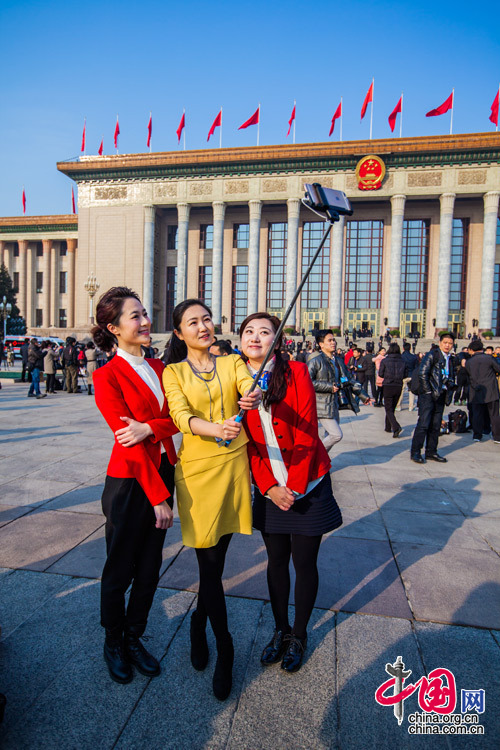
[163,299,260,701]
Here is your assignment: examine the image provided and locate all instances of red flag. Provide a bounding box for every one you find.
[81,119,86,153]
[207,109,222,142]
[238,106,260,130]
[426,91,453,117]
[286,104,296,137]
[98,138,103,156]
[361,81,373,120]
[176,111,185,143]
[22,188,26,215]
[489,88,499,126]
[388,96,402,132]
[147,113,152,148]
[329,101,342,136]
[71,187,76,215]
[114,116,120,148]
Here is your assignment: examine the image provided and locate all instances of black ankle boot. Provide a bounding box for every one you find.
[190,610,209,671]
[104,629,133,684]
[124,626,161,677]
[213,634,234,701]
[88,385,92,395]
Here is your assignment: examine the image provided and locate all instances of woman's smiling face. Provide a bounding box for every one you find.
[240,318,276,364]
[175,304,215,351]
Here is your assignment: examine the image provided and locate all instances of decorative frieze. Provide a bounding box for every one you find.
[188,181,212,196]
[95,186,128,200]
[407,171,442,187]
[224,179,249,195]
[263,178,287,193]
[457,169,486,185]
[154,183,178,199]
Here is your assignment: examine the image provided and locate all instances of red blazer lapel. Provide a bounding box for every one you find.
[111,355,161,418]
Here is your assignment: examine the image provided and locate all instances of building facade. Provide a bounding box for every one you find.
[2,133,500,337]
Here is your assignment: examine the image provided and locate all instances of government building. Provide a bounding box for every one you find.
[1,132,500,337]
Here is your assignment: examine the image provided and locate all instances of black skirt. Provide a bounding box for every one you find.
[253,474,342,536]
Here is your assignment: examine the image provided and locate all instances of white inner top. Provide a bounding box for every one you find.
[116,348,165,452]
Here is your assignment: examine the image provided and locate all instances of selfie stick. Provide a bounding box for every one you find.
[222,184,352,447]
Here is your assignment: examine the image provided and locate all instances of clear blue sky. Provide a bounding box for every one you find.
[1,0,499,217]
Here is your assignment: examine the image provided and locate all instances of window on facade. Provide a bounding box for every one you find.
[231,266,249,331]
[13,272,19,291]
[266,223,287,308]
[199,224,213,250]
[36,242,43,257]
[59,271,67,294]
[167,226,178,250]
[35,309,43,327]
[60,241,67,257]
[493,264,500,336]
[36,272,43,293]
[302,222,330,309]
[497,217,500,245]
[400,220,430,310]
[449,219,469,311]
[59,309,67,328]
[198,266,213,308]
[165,267,177,330]
[344,220,383,309]
[13,244,19,257]
[233,224,250,248]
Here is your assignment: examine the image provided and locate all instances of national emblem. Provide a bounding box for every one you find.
[355,155,386,191]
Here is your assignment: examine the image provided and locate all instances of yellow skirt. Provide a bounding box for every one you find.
[174,444,252,548]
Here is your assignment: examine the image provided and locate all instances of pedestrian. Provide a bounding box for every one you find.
[162,299,261,701]
[454,348,470,405]
[410,332,456,464]
[378,343,407,438]
[465,340,500,443]
[396,342,418,412]
[347,347,365,383]
[239,314,342,673]
[361,343,376,398]
[308,329,371,452]
[92,286,178,685]
[27,339,46,399]
[20,337,30,381]
[0,338,4,371]
[373,347,386,406]
[86,341,97,395]
[44,342,57,394]
[62,337,79,393]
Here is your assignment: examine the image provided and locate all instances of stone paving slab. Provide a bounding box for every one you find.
[372,484,463,515]
[0,475,80,507]
[0,503,35,527]
[330,480,378,510]
[42,477,106,514]
[379,509,492,551]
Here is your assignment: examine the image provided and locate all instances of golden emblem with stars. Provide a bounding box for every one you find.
[355,155,386,191]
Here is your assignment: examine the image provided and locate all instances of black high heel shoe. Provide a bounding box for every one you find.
[261,629,288,665]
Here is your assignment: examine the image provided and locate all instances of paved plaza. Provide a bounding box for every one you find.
[0,376,499,749]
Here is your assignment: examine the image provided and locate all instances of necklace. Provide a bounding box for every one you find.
[187,354,215,373]
[186,355,225,423]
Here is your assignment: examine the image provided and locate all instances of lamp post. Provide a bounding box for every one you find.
[0,296,12,339]
[84,274,100,325]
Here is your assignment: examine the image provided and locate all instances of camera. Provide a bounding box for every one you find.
[303,183,353,219]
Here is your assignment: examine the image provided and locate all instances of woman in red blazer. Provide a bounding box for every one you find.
[240,313,342,673]
[92,287,178,685]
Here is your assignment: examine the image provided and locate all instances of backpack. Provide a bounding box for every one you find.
[448,410,468,434]
[410,366,421,395]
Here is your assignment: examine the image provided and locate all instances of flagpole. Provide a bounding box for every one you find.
[400,93,403,138]
[450,89,454,135]
[370,78,374,140]
[183,109,186,151]
[116,114,119,155]
[340,97,343,142]
[149,111,152,153]
[83,117,86,156]
[257,103,260,147]
[220,107,223,149]
[293,100,296,145]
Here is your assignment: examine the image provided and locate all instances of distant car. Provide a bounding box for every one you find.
[2,335,30,358]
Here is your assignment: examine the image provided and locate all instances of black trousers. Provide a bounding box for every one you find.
[365,374,376,399]
[411,392,447,455]
[470,400,500,441]
[45,373,56,392]
[383,385,402,432]
[100,454,175,633]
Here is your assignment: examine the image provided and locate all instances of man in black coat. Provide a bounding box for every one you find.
[410,332,456,464]
[397,342,419,412]
[20,337,30,382]
[465,340,500,443]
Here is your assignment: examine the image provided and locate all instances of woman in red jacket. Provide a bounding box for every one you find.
[240,313,342,673]
[92,287,178,685]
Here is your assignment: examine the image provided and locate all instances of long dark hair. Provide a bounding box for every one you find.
[387,343,401,355]
[91,286,141,352]
[239,312,291,408]
[164,298,213,364]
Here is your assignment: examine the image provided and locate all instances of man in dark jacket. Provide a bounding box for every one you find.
[27,339,46,399]
[62,337,79,393]
[20,337,30,382]
[397,342,419,412]
[465,340,500,443]
[308,330,371,453]
[410,332,456,464]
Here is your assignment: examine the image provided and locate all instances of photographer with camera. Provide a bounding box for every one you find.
[410,332,456,464]
[308,330,372,454]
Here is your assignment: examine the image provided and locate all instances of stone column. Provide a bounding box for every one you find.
[328,216,345,328]
[42,240,51,328]
[247,200,262,315]
[387,195,406,330]
[67,239,76,329]
[211,201,226,326]
[479,191,500,331]
[18,240,28,323]
[285,198,301,327]
[434,193,456,331]
[50,244,57,328]
[176,203,190,304]
[0,241,6,271]
[143,206,155,320]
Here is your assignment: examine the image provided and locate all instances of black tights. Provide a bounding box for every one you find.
[194,534,232,643]
[262,532,322,641]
